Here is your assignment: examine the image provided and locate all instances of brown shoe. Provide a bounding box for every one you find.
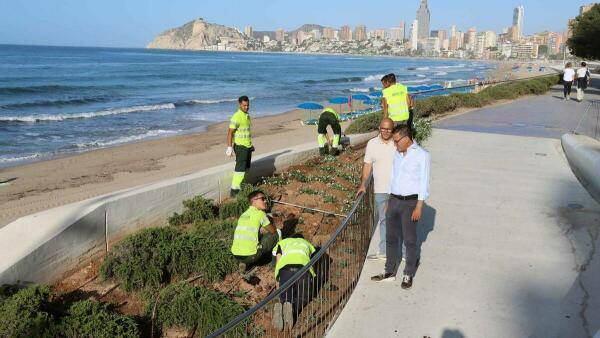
[401,275,413,289]
[371,272,396,282]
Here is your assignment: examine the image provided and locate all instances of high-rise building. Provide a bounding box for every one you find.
[340,25,352,41]
[323,27,336,40]
[410,20,419,51]
[371,29,386,39]
[275,29,286,42]
[438,30,447,42]
[508,25,520,42]
[513,6,524,40]
[450,25,456,38]
[466,27,477,51]
[244,26,253,38]
[430,30,439,38]
[449,36,458,50]
[399,21,406,41]
[580,4,595,15]
[416,0,430,39]
[354,25,367,41]
[548,32,563,55]
[388,27,404,41]
[457,31,465,49]
[442,39,449,50]
[310,29,321,40]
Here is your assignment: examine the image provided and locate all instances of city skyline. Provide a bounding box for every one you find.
[0,0,594,48]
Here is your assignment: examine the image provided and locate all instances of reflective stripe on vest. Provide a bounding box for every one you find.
[383,84,409,122]
[231,207,265,256]
[322,107,341,121]
[229,110,252,147]
[273,238,316,279]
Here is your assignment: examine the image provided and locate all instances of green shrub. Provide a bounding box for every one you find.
[412,117,433,144]
[219,199,249,219]
[170,232,237,282]
[58,300,139,338]
[100,227,181,291]
[148,283,245,336]
[344,110,383,134]
[0,285,56,338]
[414,95,460,117]
[193,219,237,243]
[169,196,217,226]
[450,93,491,108]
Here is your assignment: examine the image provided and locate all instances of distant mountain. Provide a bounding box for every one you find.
[147,18,246,50]
[291,24,326,34]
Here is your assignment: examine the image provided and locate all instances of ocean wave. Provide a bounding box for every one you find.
[0,153,42,164]
[434,72,448,76]
[349,88,371,93]
[1,96,111,109]
[0,103,176,123]
[301,76,364,84]
[362,74,385,82]
[75,129,180,148]
[416,67,430,71]
[0,84,80,95]
[433,64,466,69]
[417,74,427,78]
[404,78,431,84]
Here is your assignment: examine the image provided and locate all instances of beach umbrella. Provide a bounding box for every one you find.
[329,97,349,114]
[369,91,383,97]
[297,102,324,122]
[351,94,370,101]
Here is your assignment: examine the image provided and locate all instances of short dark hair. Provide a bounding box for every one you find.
[238,96,250,104]
[247,190,266,202]
[392,124,412,139]
[581,62,587,67]
[387,73,396,83]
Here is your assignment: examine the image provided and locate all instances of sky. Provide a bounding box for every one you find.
[0,0,592,48]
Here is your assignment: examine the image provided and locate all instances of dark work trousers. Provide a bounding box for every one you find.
[234,233,278,267]
[279,266,313,319]
[385,198,418,277]
[563,81,573,98]
[233,144,253,172]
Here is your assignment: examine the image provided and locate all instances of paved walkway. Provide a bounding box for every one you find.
[328,85,600,338]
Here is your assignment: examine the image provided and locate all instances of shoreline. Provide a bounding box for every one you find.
[0,62,546,226]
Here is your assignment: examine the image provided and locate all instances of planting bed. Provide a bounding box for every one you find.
[1,145,366,337]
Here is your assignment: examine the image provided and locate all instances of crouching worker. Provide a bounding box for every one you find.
[231,191,280,272]
[317,107,342,156]
[271,234,316,331]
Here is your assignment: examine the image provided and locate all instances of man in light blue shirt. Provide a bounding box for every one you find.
[371,125,430,290]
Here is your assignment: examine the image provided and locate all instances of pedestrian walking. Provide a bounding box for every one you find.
[227,96,254,197]
[563,62,576,101]
[316,107,342,156]
[371,125,431,290]
[356,118,399,261]
[576,62,592,102]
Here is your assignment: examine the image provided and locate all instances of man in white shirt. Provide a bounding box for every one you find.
[563,62,576,101]
[576,61,592,102]
[371,125,431,290]
[356,118,397,260]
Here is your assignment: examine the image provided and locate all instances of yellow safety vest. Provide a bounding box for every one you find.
[231,206,270,256]
[229,109,252,148]
[382,83,409,122]
[272,238,316,279]
[321,107,341,121]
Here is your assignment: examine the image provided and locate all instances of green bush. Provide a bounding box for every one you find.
[193,219,237,243]
[169,196,217,226]
[148,283,245,336]
[170,232,237,282]
[100,227,181,291]
[59,300,139,338]
[0,285,56,338]
[344,110,383,134]
[450,93,491,108]
[412,117,433,144]
[414,95,460,117]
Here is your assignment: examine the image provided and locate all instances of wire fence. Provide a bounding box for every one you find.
[573,100,600,141]
[206,175,375,338]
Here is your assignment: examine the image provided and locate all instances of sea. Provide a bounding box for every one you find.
[0,44,494,168]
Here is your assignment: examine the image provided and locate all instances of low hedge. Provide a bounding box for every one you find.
[147,282,245,336]
[59,300,139,338]
[0,285,56,338]
[346,75,560,134]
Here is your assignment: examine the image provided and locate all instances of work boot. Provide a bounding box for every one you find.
[329,147,340,156]
[283,301,294,328]
[319,145,329,156]
[272,302,283,331]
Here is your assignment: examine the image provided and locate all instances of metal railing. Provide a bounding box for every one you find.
[207,175,375,338]
[573,100,600,141]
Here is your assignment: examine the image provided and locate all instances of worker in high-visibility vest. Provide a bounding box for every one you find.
[226,96,254,197]
[271,233,316,331]
[231,190,280,272]
[317,107,342,156]
[381,73,413,127]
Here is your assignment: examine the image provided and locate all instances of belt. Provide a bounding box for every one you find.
[390,194,418,200]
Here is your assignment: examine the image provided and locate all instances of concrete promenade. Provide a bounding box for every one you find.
[328,85,600,337]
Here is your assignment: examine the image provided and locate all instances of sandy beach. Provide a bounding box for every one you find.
[0,61,551,227]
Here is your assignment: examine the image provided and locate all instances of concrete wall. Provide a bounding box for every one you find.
[0,133,375,285]
[561,133,600,204]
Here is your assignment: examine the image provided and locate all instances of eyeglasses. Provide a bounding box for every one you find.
[393,135,408,144]
[379,127,392,132]
[252,196,267,201]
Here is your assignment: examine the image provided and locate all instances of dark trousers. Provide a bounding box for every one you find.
[563,81,573,97]
[279,266,312,318]
[234,144,253,172]
[234,233,278,266]
[385,198,418,277]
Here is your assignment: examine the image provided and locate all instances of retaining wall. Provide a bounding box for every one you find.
[561,133,600,204]
[0,133,375,285]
